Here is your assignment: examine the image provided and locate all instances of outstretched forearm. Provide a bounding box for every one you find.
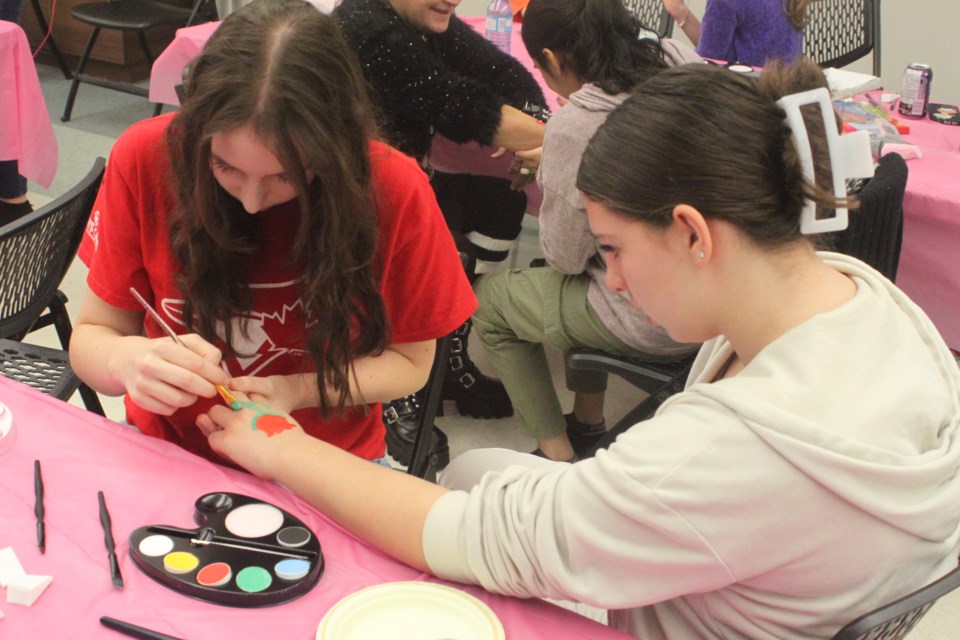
[492,105,546,152]
[236,340,436,413]
[663,0,701,45]
[202,407,448,572]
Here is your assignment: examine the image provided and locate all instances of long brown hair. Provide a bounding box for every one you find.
[785,0,814,30]
[577,59,851,249]
[166,0,388,415]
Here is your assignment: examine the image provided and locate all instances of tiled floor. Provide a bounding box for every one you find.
[22,60,960,639]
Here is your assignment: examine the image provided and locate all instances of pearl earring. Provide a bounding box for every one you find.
[697,250,705,260]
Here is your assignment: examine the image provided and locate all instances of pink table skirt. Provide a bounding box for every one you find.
[149,16,554,216]
[148,21,221,106]
[0,376,631,639]
[0,22,58,188]
[888,108,960,351]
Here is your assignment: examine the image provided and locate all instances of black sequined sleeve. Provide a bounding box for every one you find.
[439,15,546,112]
[336,0,542,150]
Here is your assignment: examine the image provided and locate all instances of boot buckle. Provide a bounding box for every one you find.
[449,355,464,372]
[459,372,476,389]
[449,337,463,355]
[383,406,400,425]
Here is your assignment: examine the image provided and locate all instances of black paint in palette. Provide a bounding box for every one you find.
[128,492,324,606]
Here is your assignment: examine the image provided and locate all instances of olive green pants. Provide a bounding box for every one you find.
[473,267,668,440]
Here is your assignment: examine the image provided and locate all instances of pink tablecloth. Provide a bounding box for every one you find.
[148,21,220,106]
[891,111,960,351]
[148,16,555,216]
[0,376,630,639]
[0,22,58,188]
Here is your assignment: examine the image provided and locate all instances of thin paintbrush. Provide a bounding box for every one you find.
[98,490,124,589]
[128,287,236,407]
[189,537,310,559]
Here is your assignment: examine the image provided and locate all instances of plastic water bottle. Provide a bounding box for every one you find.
[485,0,513,55]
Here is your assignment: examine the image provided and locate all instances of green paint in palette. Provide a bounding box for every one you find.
[236,566,273,593]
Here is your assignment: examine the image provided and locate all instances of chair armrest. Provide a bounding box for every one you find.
[565,348,695,395]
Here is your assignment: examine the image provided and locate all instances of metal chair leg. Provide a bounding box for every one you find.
[136,31,155,65]
[62,27,101,122]
[29,0,73,79]
[78,382,106,416]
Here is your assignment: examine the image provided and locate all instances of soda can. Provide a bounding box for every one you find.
[898,63,933,118]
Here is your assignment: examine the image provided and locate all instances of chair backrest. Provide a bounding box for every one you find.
[804,0,881,76]
[0,157,106,340]
[622,0,675,39]
[406,332,453,480]
[830,560,960,640]
[186,0,219,27]
[828,152,907,282]
[405,251,471,480]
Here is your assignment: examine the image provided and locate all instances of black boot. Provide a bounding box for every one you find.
[383,394,450,469]
[441,319,514,419]
[0,199,32,228]
[564,413,607,458]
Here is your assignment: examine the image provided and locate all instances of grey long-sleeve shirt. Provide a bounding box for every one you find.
[536,40,702,354]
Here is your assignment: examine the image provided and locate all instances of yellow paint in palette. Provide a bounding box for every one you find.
[164,551,200,575]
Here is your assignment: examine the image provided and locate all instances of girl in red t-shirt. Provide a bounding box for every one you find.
[70,0,475,466]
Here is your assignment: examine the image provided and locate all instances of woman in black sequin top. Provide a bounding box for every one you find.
[335,0,549,427]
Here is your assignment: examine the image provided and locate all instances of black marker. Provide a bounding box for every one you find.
[34,460,45,553]
[98,490,124,588]
[100,616,184,640]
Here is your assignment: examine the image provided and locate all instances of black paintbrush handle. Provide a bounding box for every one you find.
[34,460,45,553]
[100,616,184,640]
[98,491,124,588]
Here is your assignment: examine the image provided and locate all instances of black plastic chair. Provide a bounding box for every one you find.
[398,252,471,481]
[61,0,217,122]
[405,332,455,482]
[829,152,908,282]
[565,349,696,457]
[0,158,106,414]
[622,0,674,38]
[804,0,881,76]
[830,560,960,640]
[526,256,696,457]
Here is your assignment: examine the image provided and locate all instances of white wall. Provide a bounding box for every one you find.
[459,0,959,104]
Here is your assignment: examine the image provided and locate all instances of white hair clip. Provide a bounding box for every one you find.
[776,88,875,234]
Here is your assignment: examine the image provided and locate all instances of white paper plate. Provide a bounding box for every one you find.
[0,402,13,454]
[317,581,505,640]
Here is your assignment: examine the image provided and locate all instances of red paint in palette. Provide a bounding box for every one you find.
[197,562,232,587]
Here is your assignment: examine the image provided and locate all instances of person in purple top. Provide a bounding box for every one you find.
[662,0,810,67]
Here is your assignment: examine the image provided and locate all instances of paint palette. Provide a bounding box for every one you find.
[129,492,324,607]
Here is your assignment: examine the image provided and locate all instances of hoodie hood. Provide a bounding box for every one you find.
[567,39,701,113]
[683,252,960,542]
[568,83,628,113]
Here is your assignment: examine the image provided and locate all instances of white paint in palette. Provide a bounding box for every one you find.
[224,503,285,538]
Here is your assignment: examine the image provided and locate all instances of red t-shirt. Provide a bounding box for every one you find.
[79,114,476,464]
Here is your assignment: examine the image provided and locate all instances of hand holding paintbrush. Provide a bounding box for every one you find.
[129,287,238,410]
